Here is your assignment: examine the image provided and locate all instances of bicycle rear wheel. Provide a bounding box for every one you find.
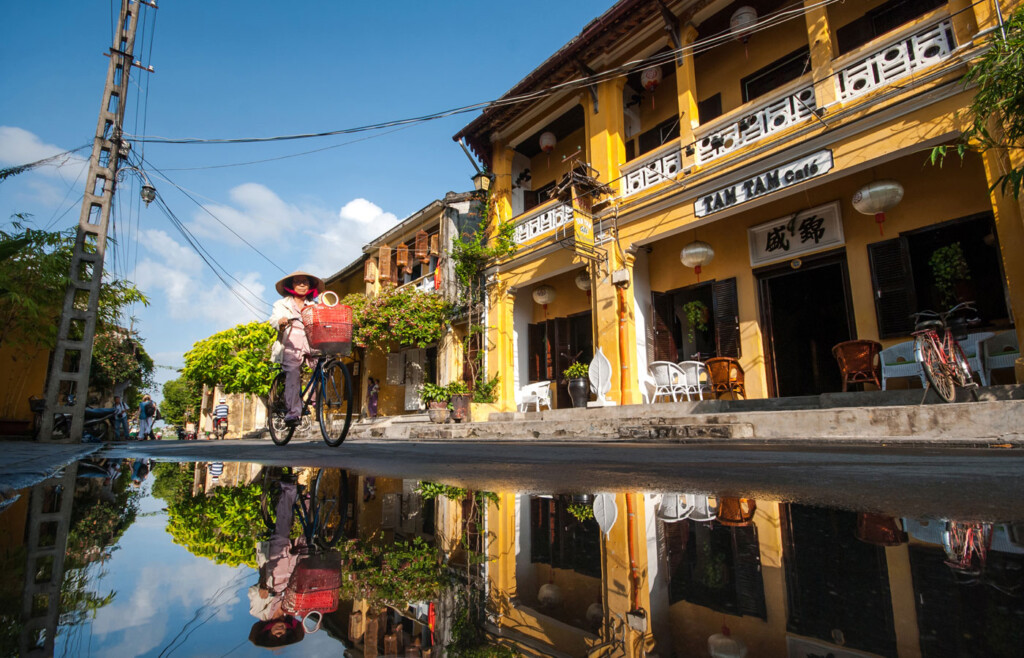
[318,361,353,447]
[917,336,955,402]
[951,341,974,389]
[267,373,296,446]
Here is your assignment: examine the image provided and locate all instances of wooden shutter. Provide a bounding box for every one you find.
[732,527,768,619]
[868,238,916,338]
[528,323,546,382]
[378,245,392,283]
[651,292,678,362]
[415,230,429,262]
[713,277,741,358]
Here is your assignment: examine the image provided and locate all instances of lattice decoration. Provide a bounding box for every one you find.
[396,244,409,268]
[415,230,429,262]
[695,86,816,165]
[363,258,377,283]
[429,234,440,256]
[378,245,392,283]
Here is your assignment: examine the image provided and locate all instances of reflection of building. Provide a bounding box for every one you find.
[484,492,1024,657]
[452,0,1023,409]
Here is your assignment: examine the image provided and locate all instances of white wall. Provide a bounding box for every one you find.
[632,249,652,397]
[513,291,532,396]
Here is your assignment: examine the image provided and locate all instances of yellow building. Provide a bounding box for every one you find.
[454,0,1024,409]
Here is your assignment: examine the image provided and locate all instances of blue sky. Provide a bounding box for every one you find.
[1,0,615,398]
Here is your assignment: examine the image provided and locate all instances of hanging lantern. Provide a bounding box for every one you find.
[852,180,904,236]
[532,284,556,308]
[574,270,592,301]
[538,583,563,608]
[680,240,715,282]
[730,6,758,43]
[640,67,662,92]
[539,132,557,154]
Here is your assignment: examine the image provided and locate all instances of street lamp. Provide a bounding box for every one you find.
[471,170,494,192]
[141,184,156,205]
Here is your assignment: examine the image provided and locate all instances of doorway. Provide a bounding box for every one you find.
[758,253,853,397]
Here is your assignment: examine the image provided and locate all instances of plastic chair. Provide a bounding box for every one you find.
[640,372,659,404]
[879,341,924,389]
[983,331,1020,385]
[831,340,882,391]
[516,381,552,412]
[705,357,746,398]
[958,331,994,386]
[677,361,712,400]
[647,361,687,402]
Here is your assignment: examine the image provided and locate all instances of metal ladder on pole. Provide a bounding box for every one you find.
[38,0,148,442]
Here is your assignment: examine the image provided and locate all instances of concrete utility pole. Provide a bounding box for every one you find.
[39,0,154,441]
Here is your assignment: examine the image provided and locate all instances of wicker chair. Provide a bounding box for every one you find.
[705,357,746,398]
[831,340,882,392]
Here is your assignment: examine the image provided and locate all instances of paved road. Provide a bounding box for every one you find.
[99,437,1024,521]
[0,442,103,491]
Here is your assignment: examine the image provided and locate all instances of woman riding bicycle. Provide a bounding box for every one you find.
[269,270,324,426]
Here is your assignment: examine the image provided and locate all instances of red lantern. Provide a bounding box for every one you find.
[641,67,662,110]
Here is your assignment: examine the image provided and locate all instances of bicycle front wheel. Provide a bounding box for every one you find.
[951,341,974,389]
[267,373,296,446]
[309,468,349,549]
[917,336,955,402]
[318,361,354,447]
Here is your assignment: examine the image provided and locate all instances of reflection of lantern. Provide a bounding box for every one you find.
[680,240,715,282]
[708,626,748,658]
[538,583,562,607]
[852,180,904,236]
[730,6,758,43]
[539,132,557,154]
[574,270,592,300]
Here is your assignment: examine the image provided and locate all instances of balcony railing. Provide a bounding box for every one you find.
[621,142,683,197]
[398,271,439,294]
[512,201,573,245]
[694,82,817,166]
[834,18,956,104]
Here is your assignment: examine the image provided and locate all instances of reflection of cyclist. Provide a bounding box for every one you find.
[269,271,323,426]
[212,398,229,437]
[248,476,306,646]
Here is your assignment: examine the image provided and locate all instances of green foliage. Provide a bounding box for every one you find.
[563,361,589,379]
[929,242,971,307]
[471,373,500,404]
[447,380,470,397]
[151,462,194,504]
[160,376,203,428]
[337,536,447,613]
[341,285,451,353]
[90,330,155,399]
[165,483,267,568]
[182,321,278,396]
[419,382,450,405]
[417,481,468,501]
[682,300,709,342]
[567,502,595,523]
[931,7,1024,197]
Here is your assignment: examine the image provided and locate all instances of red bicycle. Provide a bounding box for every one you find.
[911,302,978,403]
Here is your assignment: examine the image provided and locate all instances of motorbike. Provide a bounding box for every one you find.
[214,417,228,440]
[30,395,117,442]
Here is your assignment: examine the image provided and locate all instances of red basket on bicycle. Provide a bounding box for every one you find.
[301,303,352,356]
[283,554,341,616]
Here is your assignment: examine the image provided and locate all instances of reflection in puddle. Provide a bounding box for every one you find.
[1,459,1022,656]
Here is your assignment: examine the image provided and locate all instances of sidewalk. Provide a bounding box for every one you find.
[0,441,103,491]
[346,385,1024,446]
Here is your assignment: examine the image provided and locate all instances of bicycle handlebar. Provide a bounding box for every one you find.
[909,301,977,321]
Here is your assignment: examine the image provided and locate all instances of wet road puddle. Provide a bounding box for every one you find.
[2,457,1022,657]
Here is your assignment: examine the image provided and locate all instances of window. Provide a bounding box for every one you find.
[868,213,1009,338]
[835,0,947,55]
[523,182,556,213]
[741,46,810,103]
[530,496,601,578]
[697,93,723,125]
[637,117,681,157]
[651,278,740,362]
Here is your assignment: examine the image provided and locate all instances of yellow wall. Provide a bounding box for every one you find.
[0,344,50,423]
[530,125,588,191]
[528,270,591,324]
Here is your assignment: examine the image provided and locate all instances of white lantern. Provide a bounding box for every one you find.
[538,583,563,607]
[852,180,904,236]
[730,6,758,43]
[532,284,556,306]
[586,602,604,628]
[574,270,592,292]
[640,66,662,92]
[539,131,557,154]
[680,240,715,281]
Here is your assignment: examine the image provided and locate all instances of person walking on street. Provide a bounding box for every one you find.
[138,394,157,441]
[269,271,323,426]
[113,396,130,441]
[212,397,229,438]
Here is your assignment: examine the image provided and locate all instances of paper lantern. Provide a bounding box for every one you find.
[396,244,409,269]
[539,131,557,154]
[377,245,392,283]
[730,6,758,43]
[363,259,377,283]
[640,67,662,92]
[574,270,591,292]
[532,284,556,306]
[852,180,904,236]
[680,240,715,282]
[415,230,429,262]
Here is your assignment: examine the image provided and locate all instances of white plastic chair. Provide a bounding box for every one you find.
[516,381,552,412]
[879,341,925,389]
[647,361,687,402]
[983,331,1020,385]
[958,331,995,386]
[677,361,712,400]
[640,372,658,404]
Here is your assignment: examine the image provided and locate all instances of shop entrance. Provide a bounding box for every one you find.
[758,252,854,397]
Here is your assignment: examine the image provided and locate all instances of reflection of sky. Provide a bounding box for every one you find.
[54,476,346,657]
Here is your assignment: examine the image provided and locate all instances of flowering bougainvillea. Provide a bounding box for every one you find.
[342,285,451,353]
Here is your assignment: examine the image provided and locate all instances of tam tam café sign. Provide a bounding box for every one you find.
[694,150,834,218]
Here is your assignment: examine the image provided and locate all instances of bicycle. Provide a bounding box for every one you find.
[911,301,979,403]
[266,354,354,447]
[942,520,992,576]
[259,467,350,551]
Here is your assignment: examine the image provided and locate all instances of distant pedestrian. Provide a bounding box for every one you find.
[112,396,130,441]
[209,462,224,482]
[269,271,323,425]
[367,377,379,418]
[138,395,157,441]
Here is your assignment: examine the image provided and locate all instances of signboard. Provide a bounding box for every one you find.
[748,201,844,267]
[571,188,595,257]
[695,150,834,218]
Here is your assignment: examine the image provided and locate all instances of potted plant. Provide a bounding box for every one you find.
[564,362,590,408]
[928,242,971,307]
[682,300,709,342]
[419,383,450,424]
[567,502,595,523]
[447,380,471,423]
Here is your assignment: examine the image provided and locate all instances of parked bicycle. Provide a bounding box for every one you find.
[259,467,349,551]
[267,354,353,447]
[911,301,979,403]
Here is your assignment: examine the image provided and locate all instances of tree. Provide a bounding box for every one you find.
[932,7,1024,197]
[160,376,203,427]
[90,329,155,405]
[181,321,278,397]
[165,483,267,568]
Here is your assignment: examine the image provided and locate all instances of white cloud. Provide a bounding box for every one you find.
[188,182,323,245]
[0,126,87,182]
[302,198,399,276]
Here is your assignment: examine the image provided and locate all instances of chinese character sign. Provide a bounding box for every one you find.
[748,201,844,267]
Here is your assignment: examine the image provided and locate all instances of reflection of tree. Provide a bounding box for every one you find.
[151,462,193,504]
[337,536,446,614]
[0,546,27,656]
[165,484,265,568]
